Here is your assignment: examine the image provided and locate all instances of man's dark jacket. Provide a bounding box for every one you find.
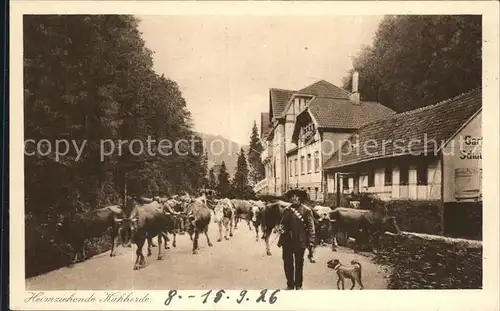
[278,204,316,250]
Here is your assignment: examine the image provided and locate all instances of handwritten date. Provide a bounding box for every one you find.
[164,289,280,306]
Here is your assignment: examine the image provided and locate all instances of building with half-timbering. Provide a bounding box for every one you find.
[322,88,482,239]
[255,73,395,200]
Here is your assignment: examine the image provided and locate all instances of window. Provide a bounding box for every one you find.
[417,161,428,185]
[302,123,315,144]
[315,187,319,200]
[289,160,293,177]
[315,151,320,172]
[301,156,305,175]
[294,159,298,176]
[343,177,349,190]
[273,157,277,178]
[385,166,393,185]
[400,164,409,185]
[307,154,312,173]
[368,169,375,187]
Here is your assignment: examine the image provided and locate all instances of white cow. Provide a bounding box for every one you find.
[213,198,235,242]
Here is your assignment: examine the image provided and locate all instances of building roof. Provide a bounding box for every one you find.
[260,112,271,138]
[269,88,295,121]
[323,88,482,170]
[291,97,396,143]
[286,146,298,155]
[297,80,351,99]
[309,98,396,129]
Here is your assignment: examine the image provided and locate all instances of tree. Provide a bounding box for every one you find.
[208,167,217,190]
[23,15,207,276]
[217,161,231,198]
[198,150,209,190]
[232,148,255,199]
[247,121,265,185]
[24,15,206,218]
[342,15,481,112]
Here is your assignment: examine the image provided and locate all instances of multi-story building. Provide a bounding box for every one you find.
[322,88,482,239]
[256,73,395,200]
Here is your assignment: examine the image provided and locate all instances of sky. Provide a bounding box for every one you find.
[137,15,384,145]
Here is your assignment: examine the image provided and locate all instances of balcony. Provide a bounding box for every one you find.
[261,145,272,163]
[253,179,268,194]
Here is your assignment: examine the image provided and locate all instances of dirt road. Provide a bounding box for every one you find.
[26,221,390,290]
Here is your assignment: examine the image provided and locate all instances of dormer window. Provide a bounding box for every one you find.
[294,96,312,115]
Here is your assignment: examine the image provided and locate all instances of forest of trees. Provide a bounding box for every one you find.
[342,15,482,112]
[24,15,207,276]
[208,122,264,199]
[211,151,254,200]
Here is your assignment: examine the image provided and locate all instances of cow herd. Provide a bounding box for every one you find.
[51,193,402,271]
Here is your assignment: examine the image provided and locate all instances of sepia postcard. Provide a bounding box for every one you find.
[9,1,500,310]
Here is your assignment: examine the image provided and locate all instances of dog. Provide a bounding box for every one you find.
[327,259,364,290]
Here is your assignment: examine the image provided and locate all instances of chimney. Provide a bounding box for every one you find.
[349,71,360,104]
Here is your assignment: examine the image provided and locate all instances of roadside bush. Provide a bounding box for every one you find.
[373,232,482,289]
[25,217,113,278]
[385,200,442,234]
[323,192,350,207]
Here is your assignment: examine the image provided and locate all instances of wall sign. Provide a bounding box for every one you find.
[460,135,482,160]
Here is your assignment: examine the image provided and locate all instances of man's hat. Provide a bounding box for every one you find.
[284,189,309,202]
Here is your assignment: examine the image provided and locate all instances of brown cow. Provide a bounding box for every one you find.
[260,198,290,256]
[232,199,254,230]
[53,205,124,264]
[184,198,213,254]
[121,197,164,249]
[311,205,333,246]
[329,207,401,251]
[154,196,185,248]
[122,202,178,270]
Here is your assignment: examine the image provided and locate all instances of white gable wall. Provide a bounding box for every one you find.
[442,111,482,203]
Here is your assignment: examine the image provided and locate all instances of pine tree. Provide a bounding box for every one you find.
[247,121,265,186]
[199,149,209,190]
[208,167,217,190]
[217,161,231,198]
[232,148,254,199]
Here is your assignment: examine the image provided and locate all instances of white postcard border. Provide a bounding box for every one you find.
[9,1,500,311]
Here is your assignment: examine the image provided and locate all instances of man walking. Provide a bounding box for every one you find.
[277,189,316,290]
